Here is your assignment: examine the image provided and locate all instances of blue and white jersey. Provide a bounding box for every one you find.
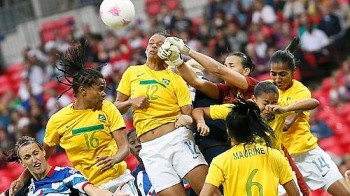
[28,166,90,196]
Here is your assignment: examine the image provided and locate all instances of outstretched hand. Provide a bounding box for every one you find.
[175,114,193,128]
[165,37,191,55]
[196,120,210,136]
[96,155,118,172]
[265,104,286,114]
[158,41,184,67]
[112,182,130,196]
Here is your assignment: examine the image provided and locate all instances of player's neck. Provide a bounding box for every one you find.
[72,100,90,110]
[33,165,52,181]
[146,59,166,71]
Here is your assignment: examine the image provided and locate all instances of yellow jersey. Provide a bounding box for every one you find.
[206,143,293,196]
[278,80,318,155]
[210,104,287,152]
[117,65,192,137]
[44,100,127,186]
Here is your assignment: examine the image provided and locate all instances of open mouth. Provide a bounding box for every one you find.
[33,162,41,170]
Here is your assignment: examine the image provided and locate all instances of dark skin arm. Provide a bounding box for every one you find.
[96,128,129,172]
[115,92,149,114]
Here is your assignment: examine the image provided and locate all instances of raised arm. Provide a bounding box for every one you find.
[189,50,249,90]
[165,37,249,90]
[176,62,220,100]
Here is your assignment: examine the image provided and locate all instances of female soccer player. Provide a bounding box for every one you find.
[10,43,138,195]
[269,37,350,195]
[197,97,300,196]
[115,32,218,196]
[193,81,319,152]
[159,37,258,103]
[3,136,129,196]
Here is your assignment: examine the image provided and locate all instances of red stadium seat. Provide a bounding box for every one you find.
[166,0,179,10]
[41,21,59,32]
[320,77,333,93]
[41,31,56,43]
[0,176,12,193]
[5,63,23,75]
[145,0,161,16]
[318,136,338,151]
[332,123,349,136]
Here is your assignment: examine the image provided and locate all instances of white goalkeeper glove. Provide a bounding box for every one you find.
[158,41,184,67]
[165,37,191,56]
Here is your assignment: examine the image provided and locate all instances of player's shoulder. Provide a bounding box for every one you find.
[49,104,72,120]
[292,80,308,90]
[102,100,114,107]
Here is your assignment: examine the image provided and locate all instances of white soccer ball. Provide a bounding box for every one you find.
[99,0,135,29]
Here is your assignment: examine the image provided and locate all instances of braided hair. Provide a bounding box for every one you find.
[56,42,104,98]
[2,136,41,162]
[268,37,300,72]
[226,97,275,147]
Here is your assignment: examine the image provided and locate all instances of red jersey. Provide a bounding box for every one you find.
[216,76,258,104]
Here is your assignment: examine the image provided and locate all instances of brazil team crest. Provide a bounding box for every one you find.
[162,78,170,85]
[98,114,106,122]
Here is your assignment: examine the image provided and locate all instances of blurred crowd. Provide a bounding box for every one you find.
[0,0,350,181]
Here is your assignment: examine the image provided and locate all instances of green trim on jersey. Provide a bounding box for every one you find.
[72,124,104,135]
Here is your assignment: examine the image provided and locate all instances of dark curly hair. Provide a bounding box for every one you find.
[56,42,104,98]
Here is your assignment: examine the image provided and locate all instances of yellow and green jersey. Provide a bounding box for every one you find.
[117,65,192,137]
[277,79,318,156]
[206,143,293,196]
[44,100,127,186]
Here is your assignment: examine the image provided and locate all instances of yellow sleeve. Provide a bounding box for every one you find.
[174,76,192,107]
[205,158,224,187]
[209,104,233,120]
[106,101,126,132]
[276,152,294,185]
[117,67,131,96]
[44,116,60,147]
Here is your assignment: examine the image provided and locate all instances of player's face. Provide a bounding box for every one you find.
[224,55,249,76]
[19,143,48,179]
[128,131,141,157]
[252,92,278,119]
[270,62,294,91]
[146,34,165,59]
[84,78,106,110]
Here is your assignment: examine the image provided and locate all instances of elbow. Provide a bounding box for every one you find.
[312,98,320,108]
[192,108,200,116]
